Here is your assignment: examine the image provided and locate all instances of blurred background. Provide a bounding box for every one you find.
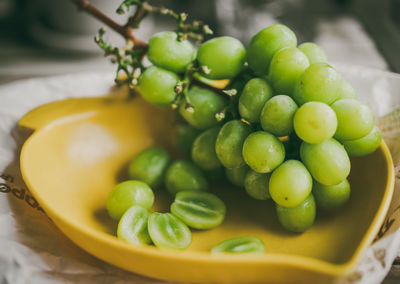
[0,0,399,84]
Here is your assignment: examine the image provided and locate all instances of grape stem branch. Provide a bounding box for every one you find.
[69,0,229,100]
[70,0,147,48]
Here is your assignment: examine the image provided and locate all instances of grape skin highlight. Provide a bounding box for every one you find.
[242,131,285,173]
[298,42,327,64]
[247,24,297,76]
[239,78,274,123]
[300,139,351,186]
[293,102,337,144]
[269,160,312,208]
[331,99,374,141]
[148,31,195,73]
[260,95,298,137]
[293,63,342,106]
[197,36,246,80]
[138,66,179,106]
[268,47,310,96]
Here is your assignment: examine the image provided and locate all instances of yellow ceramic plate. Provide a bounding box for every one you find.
[19,94,394,284]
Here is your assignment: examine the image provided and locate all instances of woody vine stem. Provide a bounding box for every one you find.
[69,0,222,98]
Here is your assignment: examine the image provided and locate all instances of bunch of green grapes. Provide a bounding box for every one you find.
[105,23,382,251]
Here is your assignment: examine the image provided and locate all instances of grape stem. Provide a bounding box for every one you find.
[70,0,225,101]
[70,0,147,48]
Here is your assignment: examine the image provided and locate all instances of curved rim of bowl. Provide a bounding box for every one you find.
[20,122,395,278]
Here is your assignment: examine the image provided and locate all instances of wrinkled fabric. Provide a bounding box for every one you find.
[0,68,399,284]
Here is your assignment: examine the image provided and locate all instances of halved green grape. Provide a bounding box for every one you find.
[176,123,201,157]
[117,205,152,245]
[298,42,327,64]
[238,78,274,123]
[165,160,208,195]
[138,65,179,106]
[215,120,252,169]
[191,127,221,170]
[268,47,310,96]
[211,236,266,254]
[293,63,341,105]
[300,138,350,186]
[244,170,271,200]
[247,24,297,76]
[276,194,316,233]
[242,131,285,173]
[336,79,357,100]
[313,179,350,209]
[148,31,195,73]
[260,95,298,136]
[106,181,154,220]
[342,126,382,157]
[179,87,228,130]
[148,212,192,249]
[197,36,246,79]
[171,191,226,229]
[225,165,249,187]
[128,147,171,188]
[331,99,374,141]
[293,102,337,144]
[269,160,312,207]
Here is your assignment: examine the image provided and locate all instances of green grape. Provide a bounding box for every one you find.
[148,212,192,249]
[336,79,357,100]
[197,36,246,79]
[313,179,350,209]
[171,191,226,229]
[215,120,252,169]
[211,236,266,254]
[298,42,327,64]
[244,170,271,200]
[269,160,312,207]
[242,131,285,173]
[342,126,382,157]
[117,205,152,245]
[293,63,341,106]
[128,147,171,188]
[191,127,221,171]
[106,181,154,220]
[276,194,316,233]
[268,47,310,96]
[247,24,297,76]
[176,123,201,157]
[293,102,337,144]
[179,87,228,130]
[238,78,274,123]
[300,139,350,186]
[138,65,179,106]
[225,165,249,187]
[331,99,374,141]
[165,160,208,195]
[148,31,195,73]
[260,95,298,136]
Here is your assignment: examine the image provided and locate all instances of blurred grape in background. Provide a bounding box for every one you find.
[0,0,399,80]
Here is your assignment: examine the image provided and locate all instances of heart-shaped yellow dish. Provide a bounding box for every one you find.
[19,94,394,284]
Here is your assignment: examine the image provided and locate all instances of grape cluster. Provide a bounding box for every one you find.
[106,23,382,250]
[138,24,380,233]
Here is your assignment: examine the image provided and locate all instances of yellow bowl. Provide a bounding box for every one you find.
[19,94,395,284]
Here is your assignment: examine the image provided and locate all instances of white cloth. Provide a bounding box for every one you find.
[0,68,399,284]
